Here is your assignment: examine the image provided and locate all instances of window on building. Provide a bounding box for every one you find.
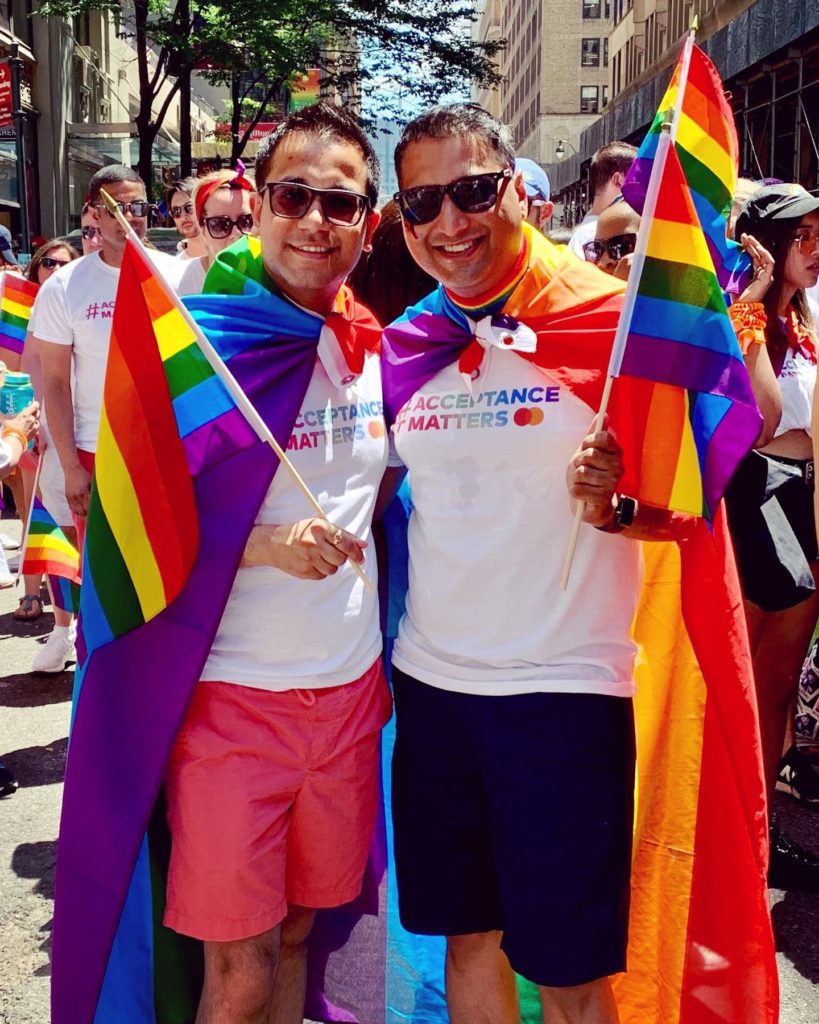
[603,37,609,67]
[582,0,601,19]
[602,84,609,106]
[581,38,600,66]
[580,85,599,113]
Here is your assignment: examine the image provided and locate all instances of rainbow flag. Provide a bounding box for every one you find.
[611,133,761,519]
[623,40,751,295]
[20,496,81,583]
[0,273,38,356]
[80,238,201,654]
[50,575,81,615]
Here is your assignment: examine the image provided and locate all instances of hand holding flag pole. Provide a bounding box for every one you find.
[99,189,374,594]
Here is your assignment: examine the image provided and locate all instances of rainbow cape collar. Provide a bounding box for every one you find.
[53,235,379,1024]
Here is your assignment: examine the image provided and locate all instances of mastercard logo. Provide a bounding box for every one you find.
[513,407,544,426]
[368,421,385,438]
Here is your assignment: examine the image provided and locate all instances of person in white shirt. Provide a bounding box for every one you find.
[568,141,636,259]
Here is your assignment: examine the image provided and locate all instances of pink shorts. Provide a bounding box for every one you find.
[163,660,392,941]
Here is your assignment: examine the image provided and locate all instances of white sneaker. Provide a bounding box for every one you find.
[32,627,77,674]
[0,532,20,550]
[0,544,13,588]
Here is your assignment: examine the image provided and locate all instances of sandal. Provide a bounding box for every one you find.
[13,594,43,621]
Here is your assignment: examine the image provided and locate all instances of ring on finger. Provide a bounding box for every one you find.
[331,527,344,546]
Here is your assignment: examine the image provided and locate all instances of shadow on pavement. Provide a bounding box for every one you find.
[0,669,74,707]
[0,600,57,641]
[12,839,56,901]
[772,893,819,982]
[2,737,68,788]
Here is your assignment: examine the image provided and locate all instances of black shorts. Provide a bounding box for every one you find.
[725,451,817,612]
[390,668,636,988]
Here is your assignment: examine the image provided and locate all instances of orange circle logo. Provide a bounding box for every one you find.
[513,407,544,426]
[368,420,385,438]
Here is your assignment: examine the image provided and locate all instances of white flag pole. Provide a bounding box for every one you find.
[15,452,44,586]
[100,190,374,594]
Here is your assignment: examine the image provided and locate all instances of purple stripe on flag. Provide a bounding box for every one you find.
[702,402,764,518]
[182,406,258,476]
[619,334,756,403]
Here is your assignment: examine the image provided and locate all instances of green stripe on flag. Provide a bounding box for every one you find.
[163,345,214,400]
[677,146,732,217]
[0,310,29,330]
[639,256,725,313]
[84,486,145,638]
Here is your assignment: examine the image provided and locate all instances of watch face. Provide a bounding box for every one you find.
[616,496,637,527]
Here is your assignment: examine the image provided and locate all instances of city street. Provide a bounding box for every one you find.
[0,509,818,1023]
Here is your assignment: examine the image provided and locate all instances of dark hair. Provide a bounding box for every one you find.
[395,103,515,185]
[589,142,637,199]
[26,238,78,283]
[254,103,380,207]
[348,200,436,326]
[87,164,145,206]
[165,176,198,206]
[733,213,817,341]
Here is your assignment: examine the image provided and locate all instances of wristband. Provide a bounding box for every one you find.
[729,301,766,350]
[1,426,28,453]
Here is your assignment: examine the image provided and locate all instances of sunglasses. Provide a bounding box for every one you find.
[81,226,100,240]
[40,256,70,269]
[97,200,153,219]
[201,213,255,239]
[582,233,638,264]
[792,229,819,256]
[260,181,370,226]
[394,169,513,226]
[170,201,194,218]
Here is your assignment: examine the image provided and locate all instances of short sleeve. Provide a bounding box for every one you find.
[30,275,72,346]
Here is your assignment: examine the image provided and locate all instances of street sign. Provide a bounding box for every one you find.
[0,63,12,129]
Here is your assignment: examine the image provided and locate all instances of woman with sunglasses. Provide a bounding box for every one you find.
[723,184,819,891]
[581,196,640,279]
[178,167,255,295]
[5,240,79,623]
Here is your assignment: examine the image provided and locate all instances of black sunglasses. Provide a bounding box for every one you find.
[97,200,153,219]
[582,233,638,264]
[394,169,513,226]
[40,256,70,269]
[81,226,100,240]
[170,201,194,218]
[201,213,255,239]
[260,181,370,227]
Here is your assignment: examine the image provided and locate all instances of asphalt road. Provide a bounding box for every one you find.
[0,515,817,1023]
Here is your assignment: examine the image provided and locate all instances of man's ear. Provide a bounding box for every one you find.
[251,190,262,231]
[542,200,555,223]
[361,207,381,254]
[611,171,624,191]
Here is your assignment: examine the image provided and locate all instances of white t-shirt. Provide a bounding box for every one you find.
[177,255,208,296]
[569,213,598,260]
[201,344,388,691]
[775,344,815,438]
[32,250,186,453]
[391,347,641,697]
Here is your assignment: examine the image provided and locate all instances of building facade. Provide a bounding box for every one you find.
[474,0,614,166]
[548,0,819,224]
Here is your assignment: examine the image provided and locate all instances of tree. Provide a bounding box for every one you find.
[37,0,504,182]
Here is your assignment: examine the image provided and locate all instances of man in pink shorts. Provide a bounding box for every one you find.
[162,105,392,1024]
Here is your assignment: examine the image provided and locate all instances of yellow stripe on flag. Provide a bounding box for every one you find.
[1,297,33,321]
[669,409,704,515]
[676,109,734,189]
[26,535,79,561]
[153,306,197,363]
[645,218,713,273]
[95,405,167,620]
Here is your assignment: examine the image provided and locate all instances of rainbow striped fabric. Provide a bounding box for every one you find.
[80,238,201,653]
[20,497,81,582]
[623,41,751,294]
[50,575,81,615]
[614,136,761,519]
[0,273,38,356]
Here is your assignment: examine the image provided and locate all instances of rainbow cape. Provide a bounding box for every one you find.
[0,272,38,360]
[381,227,777,1023]
[623,39,751,296]
[52,235,382,1024]
[20,496,81,583]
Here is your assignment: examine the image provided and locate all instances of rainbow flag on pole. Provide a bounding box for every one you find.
[0,273,38,356]
[50,575,81,615]
[80,238,201,654]
[20,496,81,583]
[610,131,761,518]
[623,39,751,294]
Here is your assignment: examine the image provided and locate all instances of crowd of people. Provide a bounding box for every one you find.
[1,99,818,1023]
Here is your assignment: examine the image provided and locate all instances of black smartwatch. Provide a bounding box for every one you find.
[596,495,637,534]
